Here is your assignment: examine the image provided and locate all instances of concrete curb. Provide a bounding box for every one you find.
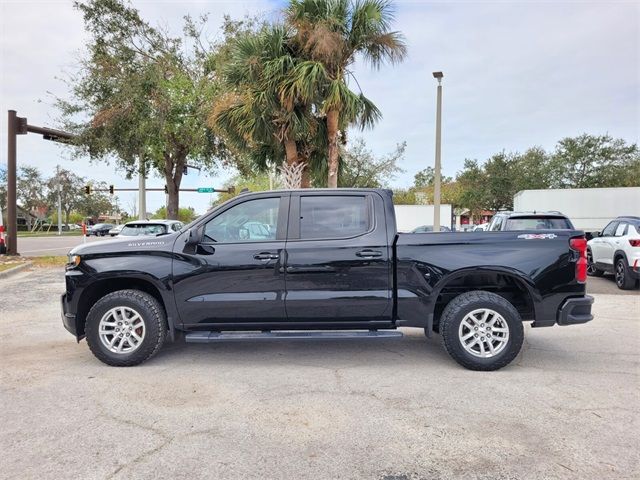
[0,261,33,279]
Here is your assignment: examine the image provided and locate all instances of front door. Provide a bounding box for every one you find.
[283,192,392,324]
[172,194,289,328]
[593,221,618,266]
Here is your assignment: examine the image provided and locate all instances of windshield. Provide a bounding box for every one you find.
[119,224,167,236]
[505,217,572,230]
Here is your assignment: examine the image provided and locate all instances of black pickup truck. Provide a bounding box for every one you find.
[62,189,593,370]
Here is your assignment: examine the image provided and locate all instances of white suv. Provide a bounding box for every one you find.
[587,216,640,290]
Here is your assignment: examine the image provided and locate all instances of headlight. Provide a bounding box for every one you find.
[67,254,81,267]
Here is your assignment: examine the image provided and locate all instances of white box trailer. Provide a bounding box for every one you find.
[393,204,453,232]
[513,187,640,233]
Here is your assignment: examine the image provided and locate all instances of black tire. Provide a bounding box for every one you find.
[440,291,524,371]
[587,249,604,277]
[615,258,636,290]
[85,289,166,366]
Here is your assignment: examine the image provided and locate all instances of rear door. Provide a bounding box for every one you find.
[283,191,392,323]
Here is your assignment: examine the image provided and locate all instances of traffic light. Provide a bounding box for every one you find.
[84,185,91,195]
[164,185,168,193]
[109,185,114,195]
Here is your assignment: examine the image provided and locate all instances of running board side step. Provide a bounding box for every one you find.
[184,330,403,343]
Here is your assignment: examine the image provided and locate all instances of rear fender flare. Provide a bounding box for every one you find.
[428,266,541,320]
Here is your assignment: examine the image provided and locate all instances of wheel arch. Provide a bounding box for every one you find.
[75,275,175,340]
[429,267,539,332]
[614,249,628,265]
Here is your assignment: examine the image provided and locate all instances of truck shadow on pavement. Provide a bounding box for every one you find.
[151,332,454,368]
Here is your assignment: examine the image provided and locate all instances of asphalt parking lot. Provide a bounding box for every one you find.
[1,268,638,480]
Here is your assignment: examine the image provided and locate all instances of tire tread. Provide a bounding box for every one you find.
[85,289,166,367]
[440,290,524,371]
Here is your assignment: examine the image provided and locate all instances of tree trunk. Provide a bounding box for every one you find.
[326,109,340,188]
[284,139,298,166]
[164,152,185,220]
[300,161,310,188]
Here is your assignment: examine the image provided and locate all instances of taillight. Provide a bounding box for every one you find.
[629,239,640,247]
[570,237,587,283]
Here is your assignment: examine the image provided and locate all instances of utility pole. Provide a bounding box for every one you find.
[138,157,146,220]
[432,72,444,232]
[57,166,63,236]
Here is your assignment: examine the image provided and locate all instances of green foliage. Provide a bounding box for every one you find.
[17,166,48,216]
[57,0,231,219]
[151,206,197,223]
[548,134,639,188]
[454,159,487,214]
[451,134,639,212]
[210,22,324,181]
[76,181,116,219]
[46,166,86,225]
[392,188,417,205]
[284,0,407,186]
[212,173,275,206]
[336,138,405,188]
[413,166,453,189]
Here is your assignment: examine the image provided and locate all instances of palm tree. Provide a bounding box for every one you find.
[285,0,406,187]
[210,25,323,187]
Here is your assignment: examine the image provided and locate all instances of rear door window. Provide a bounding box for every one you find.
[299,196,370,240]
[614,223,628,237]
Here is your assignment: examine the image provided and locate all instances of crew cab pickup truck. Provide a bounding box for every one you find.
[62,189,594,371]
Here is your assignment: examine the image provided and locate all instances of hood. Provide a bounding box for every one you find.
[69,232,181,256]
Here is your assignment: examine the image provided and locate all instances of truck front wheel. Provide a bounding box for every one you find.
[440,291,524,371]
[85,289,167,366]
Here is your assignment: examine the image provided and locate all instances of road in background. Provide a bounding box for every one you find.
[13,235,111,256]
[0,268,638,479]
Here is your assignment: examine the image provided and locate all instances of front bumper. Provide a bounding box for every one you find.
[61,293,78,338]
[557,295,594,326]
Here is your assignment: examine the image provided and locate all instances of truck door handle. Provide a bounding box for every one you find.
[253,252,279,261]
[356,249,382,258]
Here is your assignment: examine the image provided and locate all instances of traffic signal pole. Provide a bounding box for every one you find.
[5,110,75,255]
[7,111,17,255]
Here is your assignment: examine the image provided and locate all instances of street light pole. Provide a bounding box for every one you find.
[432,71,444,232]
[138,157,146,220]
[57,171,63,236]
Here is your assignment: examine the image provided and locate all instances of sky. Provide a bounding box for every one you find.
[1,0,638,215]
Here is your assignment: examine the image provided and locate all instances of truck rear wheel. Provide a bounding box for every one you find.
[85,289,166,366]
[440,291,524,371]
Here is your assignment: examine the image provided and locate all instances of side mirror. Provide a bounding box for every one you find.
[596,231,602,237]
[185,225,204,246]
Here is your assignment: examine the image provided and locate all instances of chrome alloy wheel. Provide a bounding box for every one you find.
[458,308,510,358]
[98,306,146,354]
